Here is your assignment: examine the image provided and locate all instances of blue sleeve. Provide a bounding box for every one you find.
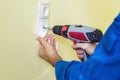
[55,60,84,80]
[55,12,120,80]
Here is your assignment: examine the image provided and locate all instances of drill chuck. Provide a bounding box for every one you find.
[52,25,63,35]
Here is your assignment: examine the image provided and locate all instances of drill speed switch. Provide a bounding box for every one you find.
[52,25,103,43]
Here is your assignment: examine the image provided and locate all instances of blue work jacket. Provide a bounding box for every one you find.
[55,13,120,80]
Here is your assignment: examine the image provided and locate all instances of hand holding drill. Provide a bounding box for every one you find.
[37,24,103,65]
[37,34,97,67]
[50,25,103,61]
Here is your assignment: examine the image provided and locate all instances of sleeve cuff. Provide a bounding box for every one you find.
[55,60,70,80]
[55,60,83,80]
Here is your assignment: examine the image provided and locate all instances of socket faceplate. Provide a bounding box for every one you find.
[36,1,49,37]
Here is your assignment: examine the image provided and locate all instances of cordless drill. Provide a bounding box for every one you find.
[46,25,103,61]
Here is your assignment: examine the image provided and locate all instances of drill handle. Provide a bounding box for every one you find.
[75,48,89,62]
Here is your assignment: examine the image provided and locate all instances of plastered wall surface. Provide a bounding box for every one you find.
[0,0,120,80]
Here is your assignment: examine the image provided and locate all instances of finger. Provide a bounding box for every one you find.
[72,43,87,50]
[37,36,48,47]
[71,44,83,50]
[36,36,43,44]
[44,35,49,41]
[46,34,53,44]
[47,34,55,45]
[49,34,54,44]
[75,49,84,60]
[77,54,84,58]
[76,50,84,54]
[53,37,58,50]
[77,52,84,60]
[71,43,79,50]
[53,38,58,46]
[48,34,58,51]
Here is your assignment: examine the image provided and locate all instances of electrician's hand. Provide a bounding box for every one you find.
[72,43,96,61]
[37,34,62,67]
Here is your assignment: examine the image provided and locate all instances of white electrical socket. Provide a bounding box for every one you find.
[37,21,48,37]
[39,2,49,19]
[36,1,49,37]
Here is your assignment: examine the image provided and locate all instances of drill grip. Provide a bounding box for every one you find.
[75,48,89,62]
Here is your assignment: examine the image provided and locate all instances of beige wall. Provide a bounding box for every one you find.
[0,0,120,80]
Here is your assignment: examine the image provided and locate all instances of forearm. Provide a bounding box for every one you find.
[49,54,62,67]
